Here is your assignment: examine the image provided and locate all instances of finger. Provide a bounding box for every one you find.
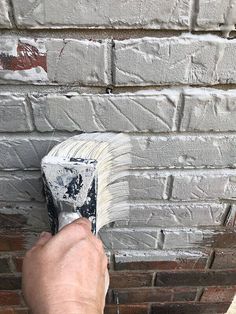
[34,232,52,247]
[104,268,110,295]
[47,218,92,251]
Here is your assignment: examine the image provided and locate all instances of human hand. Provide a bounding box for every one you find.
[22,218,109,314]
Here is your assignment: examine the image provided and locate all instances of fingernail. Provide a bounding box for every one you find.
[39,231,47,238]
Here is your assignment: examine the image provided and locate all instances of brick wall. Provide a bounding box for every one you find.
[0,0,236,313]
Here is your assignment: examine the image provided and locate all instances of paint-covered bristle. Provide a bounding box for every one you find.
[41,133,131,233]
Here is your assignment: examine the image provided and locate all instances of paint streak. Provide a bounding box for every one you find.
[0,41,47,72]
[64,174,83,200]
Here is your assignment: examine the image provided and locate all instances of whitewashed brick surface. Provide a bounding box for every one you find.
[195,0,236,34]
[0,37,109,85]
[31,93,178,132]
[0,94,34,132]
[0,137,63,169]
[181,89,236,132]
[0,0,12,28]
[114,35,236,86]
[114,203,226,227]
[11,0,190,29]
[172,172,236,201]
[0,173,44,202]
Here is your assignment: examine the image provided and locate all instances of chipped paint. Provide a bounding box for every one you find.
[0,38,48,82]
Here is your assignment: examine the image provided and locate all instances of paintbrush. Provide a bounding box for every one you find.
[41,133,131,234]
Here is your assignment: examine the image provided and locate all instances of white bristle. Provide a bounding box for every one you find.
[44,133,131,232]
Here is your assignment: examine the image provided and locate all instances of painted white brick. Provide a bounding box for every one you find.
[181,89,236,132]
[172,171,236,201]
[11,0,190,29]
[132,134,236,168]
[162,227,236,249]
[0,0,12,28]
[46,39,110,85]
[114,249,209,264]
[0,137,63,169]
[127,172,168,200]
[99,228,159,250]
[195,0,236,35]
[0,37,109,85]
[0,94,34,132]
[0,172,44,202]
[114,35,236,86]
[31,93,178,132]
[114,203,226,227]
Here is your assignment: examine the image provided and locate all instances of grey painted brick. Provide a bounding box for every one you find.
[114,249,209,264]
[114,203,226,228]
[172,171,236,201]
[11,0,190,29]
[46,39,110,85]
[114,35,236,86]
[0,172,44,202]
[195,0,236,35]
[181,89,236,132]
[99,228,159,250]
[0,202,49,231]
[0,137,64,169]
[0,94,34,132]
[162,227,236,249]
[0,37,109,85]
[127,172,168,200]
[31,93,178,132]
[0,0,12,28]
[132,134,236,168]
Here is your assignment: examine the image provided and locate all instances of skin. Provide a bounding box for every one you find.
[22,218,109,314]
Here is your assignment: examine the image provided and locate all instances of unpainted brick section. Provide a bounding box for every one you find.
[0,275,21,290]
[31,93,178,133]
[0,37,109,85]
[0,291,22,306]
[0,232,39,251]
[0,0,12,28]
[105,304,149,314]
[114,250,210,270]
[201,286,236,302]
[108,287,198,304]
[109,271,154,288]
[0,94,33,132]
[114,203,225,228]
[151,302,230,314]
[171,172,236,201]
[212,249,236,269]
[114,35,236,86]
[155,270,236,287]
[11,0,190,29]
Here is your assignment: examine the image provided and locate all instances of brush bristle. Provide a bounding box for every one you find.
[42,133,131,232]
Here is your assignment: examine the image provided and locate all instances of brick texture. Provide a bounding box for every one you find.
[1,0,236,313]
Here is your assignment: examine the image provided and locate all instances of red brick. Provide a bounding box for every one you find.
[108,287,197,304]
[151,302,230,314]
[0,308,29,314]
[12,257,23,273]
[0,235,24,252]
[109,271,154,288]
[155,270,236,287]
[0,276,21,290]
[0,292,21,306]
[0,259,11,273]
[105,304,149,314]
[201,286,236,302]
[212,249,236,269]
[115,259,207,271]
